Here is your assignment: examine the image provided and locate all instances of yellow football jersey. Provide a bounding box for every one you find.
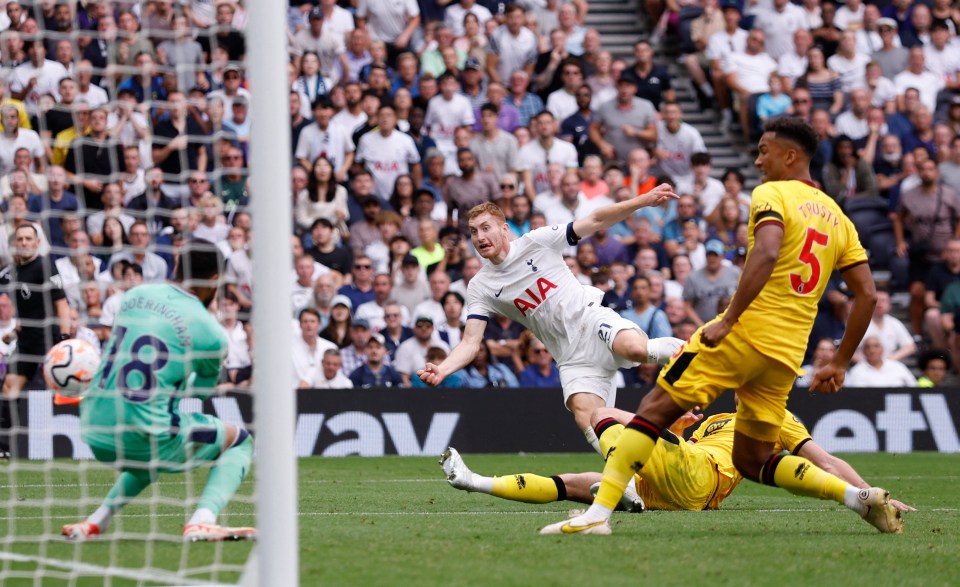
[737,180,868,370]
[636,410,812,510]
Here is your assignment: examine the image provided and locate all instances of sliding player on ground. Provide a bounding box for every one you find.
[62,240,256,543]
[441,407,915,514]
[418,188,684,453]
[542,117,904,535]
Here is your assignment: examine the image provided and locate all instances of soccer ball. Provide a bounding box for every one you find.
[43,339,102,397]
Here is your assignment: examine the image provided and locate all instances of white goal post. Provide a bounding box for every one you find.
[246,0,299,585]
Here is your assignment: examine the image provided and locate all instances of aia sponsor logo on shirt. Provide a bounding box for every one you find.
[372,161,401,172]
[513,277,557,316]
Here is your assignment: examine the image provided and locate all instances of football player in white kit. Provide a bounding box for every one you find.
[418,186,685,452]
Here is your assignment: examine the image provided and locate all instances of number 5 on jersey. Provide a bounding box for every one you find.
[791,227,829,294]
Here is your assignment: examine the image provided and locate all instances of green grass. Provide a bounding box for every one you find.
[1,453,958,586]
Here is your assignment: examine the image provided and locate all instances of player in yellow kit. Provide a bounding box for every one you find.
[543,117,904,535]
[441,408,915,514]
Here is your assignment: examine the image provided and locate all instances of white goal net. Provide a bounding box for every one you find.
[0,1,296,585]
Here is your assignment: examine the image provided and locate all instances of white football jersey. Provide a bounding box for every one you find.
[466,224,602,365]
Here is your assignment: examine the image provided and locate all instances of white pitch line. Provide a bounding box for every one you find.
[0,478,441,490]
[0,551,232,586]
[1,508,956,523]
[3,474,958,491]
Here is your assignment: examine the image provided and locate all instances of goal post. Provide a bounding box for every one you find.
[246,0,299,584]
[0,0,299,583]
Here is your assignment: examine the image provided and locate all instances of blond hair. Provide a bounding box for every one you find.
[467,201,506,224]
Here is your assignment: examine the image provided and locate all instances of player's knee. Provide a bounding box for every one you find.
[224,425,253,451]
[614,332,648,361]
[590,407,620,428]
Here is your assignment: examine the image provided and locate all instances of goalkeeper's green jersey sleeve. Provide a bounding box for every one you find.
[81,283,228,446]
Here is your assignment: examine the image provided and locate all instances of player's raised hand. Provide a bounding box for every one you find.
[668,407,703,436]
[417,363,445,387]
[809,362,847,393]
[637,183,679,207]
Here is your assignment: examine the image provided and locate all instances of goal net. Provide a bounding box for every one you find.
[0,1,296,585]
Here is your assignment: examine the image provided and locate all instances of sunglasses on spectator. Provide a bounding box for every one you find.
[354,264,372,269]
[500,183,516,189]
[793,98,810,105]
[189,178,208,183]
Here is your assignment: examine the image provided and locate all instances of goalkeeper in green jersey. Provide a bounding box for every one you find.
[63,240,256,543]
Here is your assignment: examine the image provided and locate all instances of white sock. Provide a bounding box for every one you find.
[467,472,494,494]
[583,427,602,455]
[843,485,866,515]
[646,337,684,365]
[188,507,217,526]
[583,502,614,522]
[87,505,114,530]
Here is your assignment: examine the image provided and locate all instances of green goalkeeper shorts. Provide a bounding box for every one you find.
[87,412,228,474]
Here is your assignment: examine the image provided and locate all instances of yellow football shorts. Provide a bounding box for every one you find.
[657,323,798,443]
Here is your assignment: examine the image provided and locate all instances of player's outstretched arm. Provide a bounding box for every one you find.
[796,439,916,512]
[701,223,783,347]
[418,318,487,386]
[810,263,877,393]
[572,183,678,239]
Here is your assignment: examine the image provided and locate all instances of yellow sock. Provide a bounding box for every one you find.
[763,454,848,503]
[594,416,660,510]
[594,417,623,462]
[491,474,562,504]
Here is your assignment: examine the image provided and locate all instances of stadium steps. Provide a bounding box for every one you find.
[586,0,760,187]
[585,0,647,61]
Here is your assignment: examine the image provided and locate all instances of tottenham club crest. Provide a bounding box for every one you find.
[527,258,538,272]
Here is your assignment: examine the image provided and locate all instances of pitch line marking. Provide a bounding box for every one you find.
[0,550,231,586]
[1,508,957,523]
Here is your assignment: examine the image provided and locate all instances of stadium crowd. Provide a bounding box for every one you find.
[0,0,957,391]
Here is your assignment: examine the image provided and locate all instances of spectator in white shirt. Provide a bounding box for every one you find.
[0,105,45,178]
[356,0,420,61]
[834,88,872,141]
[313,348,354,388]
[654,102,707,185]
[778,29,813,90]
[855,5,888,56]
[846,336,918,387]
[444,0,492,37]
[894,47,944,114]
[724,29,778,141]
[424,72,475,172]
[856,291,917,363]
[923,22,960,83]
[753,0,807,61]
[518,110,579,199]
[9,39,68,115]
[293,307,339,389]
[705,3,748,128]
[546,59,584,122]
[486,4,538,85]
[355,104,422,198]
[833,0,864,31]
[827,31,870,94]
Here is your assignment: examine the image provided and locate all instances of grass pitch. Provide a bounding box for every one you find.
[1,452,958,586]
